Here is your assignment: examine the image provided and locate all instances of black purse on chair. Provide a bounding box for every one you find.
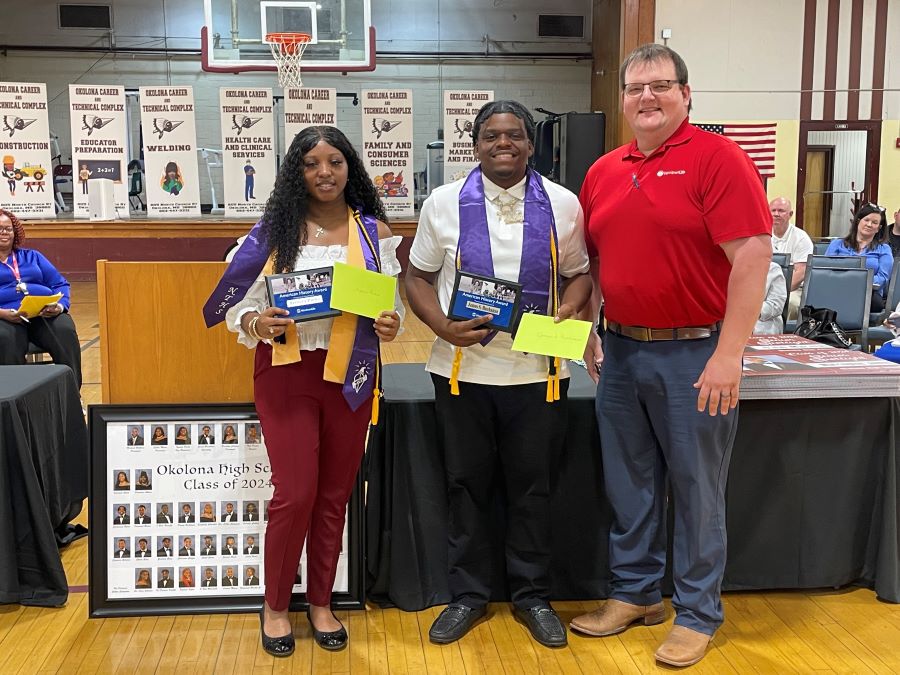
[793,305,854,349]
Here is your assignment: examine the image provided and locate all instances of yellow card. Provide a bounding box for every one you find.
[17,293,63,319]
[330,262,397,318]
[511,313,592,360]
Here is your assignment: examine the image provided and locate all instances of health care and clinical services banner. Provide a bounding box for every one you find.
[361,90,413,219]
[0,82,55,218]
[139,86,201,218]
[219,88,276,218]
[284,87,336,142]
[69,84,128,218]
[443,90,493,184]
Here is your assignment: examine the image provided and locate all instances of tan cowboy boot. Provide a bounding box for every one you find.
[569,599,666,636]
[654,625,713,667]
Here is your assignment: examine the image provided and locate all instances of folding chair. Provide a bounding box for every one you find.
[798,265,873,351]
[812,240,833,255]
[807,254,866,269]
[779,264,793,328]
[865,260,900,347]
[771,252,791,267]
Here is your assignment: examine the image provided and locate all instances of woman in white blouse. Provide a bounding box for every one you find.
[224,126,401,657]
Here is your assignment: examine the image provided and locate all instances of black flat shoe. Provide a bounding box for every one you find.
[514,604,567,648]
[307,608,348,651]
[428,603,487,644]
[260,605,295,657]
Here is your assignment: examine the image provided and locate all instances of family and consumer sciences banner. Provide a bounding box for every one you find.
[361,89,413,219]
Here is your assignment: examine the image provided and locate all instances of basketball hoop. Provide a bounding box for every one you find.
[266,32,312,88]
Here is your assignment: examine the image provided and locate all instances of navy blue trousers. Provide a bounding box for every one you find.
[596,331,738,634]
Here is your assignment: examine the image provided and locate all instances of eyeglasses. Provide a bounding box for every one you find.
[0,227,13,234]
[623,79,681,97]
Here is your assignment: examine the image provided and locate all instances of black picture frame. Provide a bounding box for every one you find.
[88,403,365,618]
[265,267,341,323]
[448,269,523,333]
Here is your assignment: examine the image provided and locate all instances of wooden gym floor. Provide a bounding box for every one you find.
[2,281,898,674]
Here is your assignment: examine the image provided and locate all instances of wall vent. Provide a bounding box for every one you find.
[59,4,112,30]
[537,14,585,39]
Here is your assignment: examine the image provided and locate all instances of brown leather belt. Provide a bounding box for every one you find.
[607,321,719,342]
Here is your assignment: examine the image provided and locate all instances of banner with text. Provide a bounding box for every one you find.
[361,90,413,218]
[220,88,276,218]
[139,86,201,218]
[0,82,55,218]
[443,90,493,184]
[69,84,128,218]
[284,88,336,142]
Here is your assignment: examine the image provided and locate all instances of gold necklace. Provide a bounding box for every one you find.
[489,193,522,224]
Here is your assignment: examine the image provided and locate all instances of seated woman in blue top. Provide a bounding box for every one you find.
[0,209,82,386]
[825,203,893,312]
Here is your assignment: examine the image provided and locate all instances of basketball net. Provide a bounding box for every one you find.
[266,33,311,89]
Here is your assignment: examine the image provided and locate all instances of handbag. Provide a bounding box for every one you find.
[793,305,854,348]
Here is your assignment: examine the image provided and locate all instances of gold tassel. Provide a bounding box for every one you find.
[450,347,463,396]
[371,388,380,426]
[546,375,554,403]
[553,357,561,401]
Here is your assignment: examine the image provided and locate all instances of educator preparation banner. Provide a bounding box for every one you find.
[284,87,336,142]
[220,87,276,218]
[443,90,493,184]
[139,86,201,218]
[69,84,128,218]
[361,89,413,219]
[0,82,55,218]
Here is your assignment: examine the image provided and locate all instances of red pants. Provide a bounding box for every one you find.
[254,345,371,609]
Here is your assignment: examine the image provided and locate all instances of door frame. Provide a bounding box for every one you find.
[803,144,835,238]
[796,120,881,234]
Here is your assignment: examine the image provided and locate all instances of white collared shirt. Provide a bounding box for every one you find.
[410,172,589,385]
[771,222,814,265]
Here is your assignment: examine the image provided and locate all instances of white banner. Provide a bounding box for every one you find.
[220,88,276,218]
[443,90,494,184]
[361,90,414,219]
[69,84,128,218]
[284,87,336,142]
[0,82,55,218]
[139,86,201,218]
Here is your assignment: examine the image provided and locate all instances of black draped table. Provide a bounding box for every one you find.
[365,364,900,610]
[0,365,88,606]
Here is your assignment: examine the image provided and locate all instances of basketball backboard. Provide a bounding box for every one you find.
[202,0,374,74]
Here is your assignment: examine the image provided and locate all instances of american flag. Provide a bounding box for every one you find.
[695,123,777,180]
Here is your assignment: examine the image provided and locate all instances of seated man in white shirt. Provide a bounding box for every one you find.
[770,197,813,320]
[405,100,591,649]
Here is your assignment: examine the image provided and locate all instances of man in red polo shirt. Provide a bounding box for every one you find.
[569,44,771,667]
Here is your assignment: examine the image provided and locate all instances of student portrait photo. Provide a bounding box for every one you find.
[200,501,216,523]
[221,535,238,556]
[112,537,130,560]
[201,566,218,588]
[197,423,215,445]
[135,469,152,490]
[156,502,174,524]
[134,537,152,559]
[243,565,260,586]
[156,536,175,558]
[112,503,130,525]
[112,470,131,491]
[179,566,195,588]
[127,425,144,446]
[221,566,239,587]
[174,425,191,445]
[243,501,260,522]
[135,568,152,589]
[178,535,196,557]
[263,499,270,521]
[220,501,238,522]
[200,534,217,556]
[243,534,260,555]
[245,423,261,444]
[134,504,151,525]
[178,502,195,523]
[157,567,175,589]
[222,424,239,444]
[150,425,169,446]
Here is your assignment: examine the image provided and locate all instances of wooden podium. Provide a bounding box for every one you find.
[97,261,254,403]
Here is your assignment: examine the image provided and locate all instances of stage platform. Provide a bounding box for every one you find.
[23,215,418,281]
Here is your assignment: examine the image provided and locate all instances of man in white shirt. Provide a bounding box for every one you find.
[770,197,813,320]
[406,100,591,648]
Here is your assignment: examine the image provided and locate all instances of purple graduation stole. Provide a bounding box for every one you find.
[341,211,382,413]
[454,167,562,400]
[202,209,383,416]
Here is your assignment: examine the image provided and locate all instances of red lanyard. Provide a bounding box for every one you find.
[2,252,20,284]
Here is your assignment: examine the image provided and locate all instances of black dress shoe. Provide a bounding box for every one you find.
[260,605,295,657]
[428,603,487,644]
[514,605,567,648]
[307,608,348,651]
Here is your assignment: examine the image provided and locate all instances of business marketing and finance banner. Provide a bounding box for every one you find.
[443,90,493,184]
